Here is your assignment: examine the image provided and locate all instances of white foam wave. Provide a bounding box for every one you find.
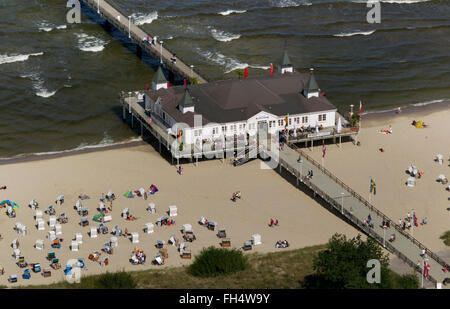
[270,0,312,8]
[210,29,241,42]
[36,89,57,98]
[411,99,445,107]
[361,98,448,116]
[0,52,44,65]
[131,11,158,25]
[56,25,67,30]
[197,49,270,73]
[218,9,247,16]
[0,136,144,161]
[76,33,108,53]
[353,0,431,3]
[334,30,376,37]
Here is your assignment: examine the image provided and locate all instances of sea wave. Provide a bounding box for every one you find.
[218,9,247,16]
[38,21,67,32]
[197,49,270,73]
[0,52,44,65]
[131,11,158,25]
[76,33,108,53]
[333,30,376,37]
[0,136,144,162]
[353,0,432,4]
[361,98,448,116]
[210,28,241,42]
[270,0,312,8]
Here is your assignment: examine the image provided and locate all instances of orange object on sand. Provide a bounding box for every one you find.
[379,148,385,152]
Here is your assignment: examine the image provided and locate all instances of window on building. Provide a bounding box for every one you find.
[318,114,326,122]
[278,119,283,127]
[222,126,227,133]
[239,124,243,130]
[162,112,166,120]
[212,127,219,135]
[302,116,308,124]
[288,118,292,125]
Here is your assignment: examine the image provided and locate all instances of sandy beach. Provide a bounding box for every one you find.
[0,140,359,286]
[306,103,450,262]
[0,102,448,287]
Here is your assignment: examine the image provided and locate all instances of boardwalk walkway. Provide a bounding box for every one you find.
[271,143,449,287]
[82,0,208,83]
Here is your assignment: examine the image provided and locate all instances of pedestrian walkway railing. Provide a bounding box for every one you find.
[288,144,448,276]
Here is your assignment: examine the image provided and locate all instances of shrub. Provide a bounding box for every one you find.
[188,246,249,277]
[440,231,450,246]
[96,271,137,289]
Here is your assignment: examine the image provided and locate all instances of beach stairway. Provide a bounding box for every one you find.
[271,143,450,287]
[233,144,259,167]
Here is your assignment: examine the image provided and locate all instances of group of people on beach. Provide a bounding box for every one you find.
[231,191,242,202]
[275,240,289,248]
[269,218,279,227]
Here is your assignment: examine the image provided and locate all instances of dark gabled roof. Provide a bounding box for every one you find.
[304,71,319,93]
[280,50,292,68]
[152,66,167,84]
[178,88,195,108]
[146,71,336,127]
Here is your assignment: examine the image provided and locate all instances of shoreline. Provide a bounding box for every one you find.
[0,99,448,166]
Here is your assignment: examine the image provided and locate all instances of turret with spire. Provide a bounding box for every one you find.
[178,87,195,114]
[152,66,168,90]
[303,68,319,99]
[278,49,293,74]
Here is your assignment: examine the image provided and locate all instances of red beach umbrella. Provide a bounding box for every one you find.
[244,67,248,78]
[270,63,273,75]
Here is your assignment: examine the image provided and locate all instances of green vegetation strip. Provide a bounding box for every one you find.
[440,231,450,247]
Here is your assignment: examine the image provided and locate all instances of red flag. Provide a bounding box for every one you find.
[244,67,248,78]
[270,63,273,75]
[184,79,186,87]
[146,84,149,91]
[359,101,363,116]
[322,141,326,158]
[167,82,170,88]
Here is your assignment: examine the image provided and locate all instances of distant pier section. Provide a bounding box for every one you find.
[81,0,208,84]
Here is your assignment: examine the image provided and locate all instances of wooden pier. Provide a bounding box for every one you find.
[263,143,449,287]
[81,0,207,83]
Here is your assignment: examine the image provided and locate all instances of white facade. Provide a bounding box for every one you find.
[279,67,293,74]
[153,82,168,91]
[145,95,336,146]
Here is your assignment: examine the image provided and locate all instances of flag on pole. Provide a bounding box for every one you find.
[359,101,363,116]
[184,79,186,87]
[424,261,430,278]
[146,84,149,91]
[244,67,248,78]
[285,114,289,128]
[270,63,273,75]
[167,82,170,88]
[322,141,326,158]
[370,178,376,195]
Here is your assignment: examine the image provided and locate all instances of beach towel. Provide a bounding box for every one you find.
[93,213,105,222]
[149,184,159,195]
[124,190,134,198]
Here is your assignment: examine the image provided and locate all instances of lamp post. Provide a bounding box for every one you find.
[160,40,163,64]
[350,104,354,117]
[411,209,414,237]
[97,0,100,14]
[383,223,386,248]
[128,16,131,38]
[190,65,194,77]
[341,192,344,214]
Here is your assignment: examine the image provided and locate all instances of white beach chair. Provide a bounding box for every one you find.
[11,238,18,249]
[169,235,177,246]
[103,215,112,223]
[252,234,262,246]
[75,233,83,244]
[407,177,416,187]
[199,216,207,225]
[179,242,186,255]
[182,224,192,234]
[131,232,139,244]
[12,249,21,260]
[37,218,45,231]
[154,254,164,265]
[168,205,177,217]
[110,236,118,248]
[438,174,448,184]
[35,210,43,221]
[47,231,56,241]
[49,216,57,228]
[147,202,156,214]
[90,227,98,238]
[436,154,443,165]
[75,199,82,211]
[144,222,154,234]
[35,239,44,250]
[18,224,26,236]
[139,187,145,198]
[29,199,38,210]
[122,208,129,218]
[71,240,79,252]
[54,224,62,235]
[99,202,106,212]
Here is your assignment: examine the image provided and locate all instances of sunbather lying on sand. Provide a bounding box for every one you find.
[0,185,6,190]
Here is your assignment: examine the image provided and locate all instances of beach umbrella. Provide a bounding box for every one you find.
[315,123,319,134]
[244,67,248,78]
[293,122,297,138]
[337,117,342,134]
[11,202,19,211]
[124,190,133,198]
